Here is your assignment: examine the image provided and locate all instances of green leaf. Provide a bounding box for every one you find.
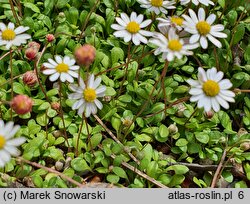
[195,132,209,144]
[176,138,188,146]
[106,174,120,184]
[166,165,189,174]
[233,24,245,45]
[24,2,40,13]
[112,167,128,179]
[13,82,25,94]
[158,124,169,138]
[111,47,124,64]
[56,0,70,9]
[71,158,91,172]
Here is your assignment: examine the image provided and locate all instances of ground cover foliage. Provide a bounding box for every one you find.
[0,0,250,188]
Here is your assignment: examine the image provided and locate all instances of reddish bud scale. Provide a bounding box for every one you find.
[23,70,38,87]
[74,44,96,66]
[11,95,33,115]
[25,47,38,61]
[28,41,40,51]
[46,34,55,42]
[51,102,60,112]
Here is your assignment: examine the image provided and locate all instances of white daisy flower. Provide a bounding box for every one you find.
[0,120,26,168]
[149,28,199,61]
[182,8,227,49]
[68,74,106,117]
[0,22,31,50]
[111,12,152,45]
[180,0,214,6]
[42,55,79,83]
[187,67,235,112]
[157,16,184,31]
[137,0,175,15]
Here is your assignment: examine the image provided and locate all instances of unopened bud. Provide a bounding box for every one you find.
[23,70,38,87]
[240,142,250,151]
[11,95,33,115]
[168,124,178,134]
[103,96,111,102]
[173,103,186,117]
[46,34,55,42]
[28,41,40,51]
[51,102,60,112]
[25,47,38,61]
[205,110,214,119]
[74,44,96,66]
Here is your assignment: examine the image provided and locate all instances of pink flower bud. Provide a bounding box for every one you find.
[46,34,55,42]
[25,47,38,61]
[23,70,38,87]
[51,102,60,112]
[74,44,96,66]
[11,95,33,115]
[28,41,40,51]
[205,110,214,119]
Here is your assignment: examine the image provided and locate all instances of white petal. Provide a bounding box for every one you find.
[85,104,91,117]
[63,56,70,64]
[55,55,62,64]
[4,145,20,156]
[93,77,101,89]
[218,93,235,103]
[189,88,203,95]
[206,14,216,24]
[113,30,128,38]
[190,94,204,102]
[69,65,79,71]
[140,19,152,28]
[68,70,78,78]
[198,67,207,83]
[200,36,208,49]
[88,74,95,88]
[220,90,235,98]
[210,24,224,32]
[216,95,229,109]
[68,93,82,100]
[139,30,153,37]
[189,9,199,23]
[211,98,220,112]
[187,79,200,87]
[96,86,106,95]
[132,34,140,45]
[130,12,137,21]
[198,8,205,21]
[214,71,224,82]
[219,79,232,89]
[94,99,103,110]
[0,150,11,162]
[116,17,127,27]
[43,69,57,75]
[135,33,147,44]
[0,22,6,30]
[48,59,58,66]
[6,137,26,146]
[49,72,60,82]
[72,99,84,110]
[207,34,222,48]
[8,22,15,30]
[43,62,55,69]
[120,13,130,24]
[210,31,227,38]
[190,34,200,43]
[111,24,125,31]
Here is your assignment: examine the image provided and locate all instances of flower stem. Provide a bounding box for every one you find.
[75,113,85,156]
[234,89,250,93]
[58,81,70,150]
[78,0,100,42]
[10,49,13,120]
[8,0,20,25]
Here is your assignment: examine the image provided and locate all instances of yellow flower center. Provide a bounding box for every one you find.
[126,21,140,34]
[0,135,6,149]
[168,39,182,51]
[55,63,69,73]
[196,21,211,35]
[83,88,97,102]
[171,17,184,26]
[1,29,16,41]
[202,80,220,97]
[151,0,163,7]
